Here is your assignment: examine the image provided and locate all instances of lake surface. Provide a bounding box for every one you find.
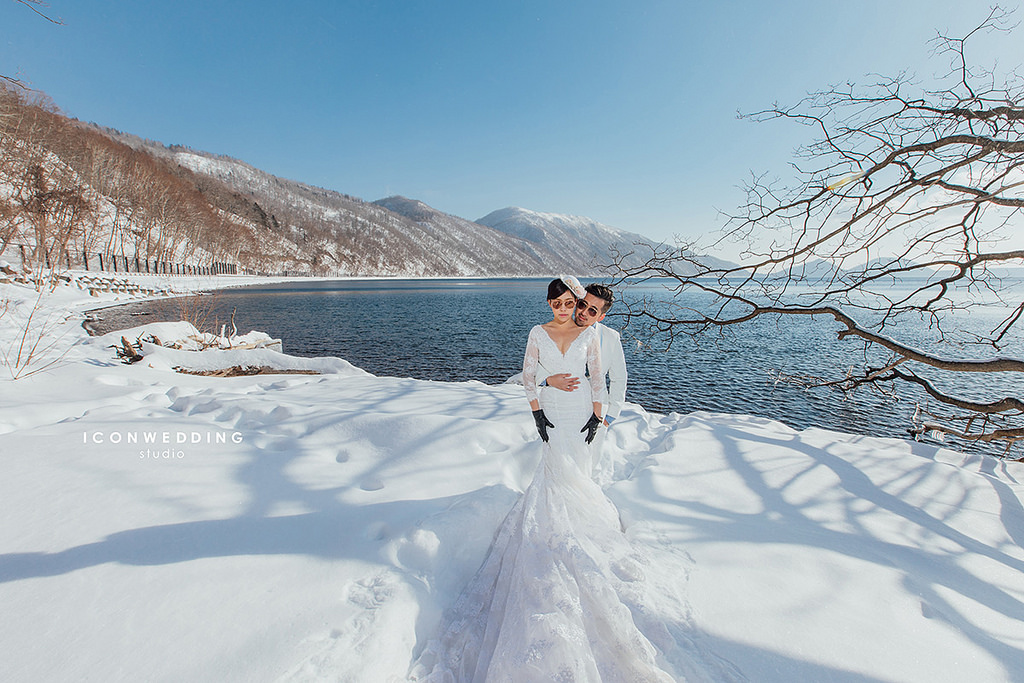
[86,277,1024,457]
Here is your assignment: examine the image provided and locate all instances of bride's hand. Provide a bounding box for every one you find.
[532,409,554,442]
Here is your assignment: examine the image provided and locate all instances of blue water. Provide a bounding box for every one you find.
[87,277,1024,456]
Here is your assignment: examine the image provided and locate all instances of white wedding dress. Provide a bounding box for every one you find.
[409,325,675,682]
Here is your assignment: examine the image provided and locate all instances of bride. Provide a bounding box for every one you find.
[410,276,674,682]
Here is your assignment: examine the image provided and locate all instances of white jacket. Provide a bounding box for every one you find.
[533,321,628,421]
[594,322,627,421]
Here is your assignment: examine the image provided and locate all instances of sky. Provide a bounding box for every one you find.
[2,0,1022,256]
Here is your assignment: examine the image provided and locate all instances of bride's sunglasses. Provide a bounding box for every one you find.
[549,299,575,310]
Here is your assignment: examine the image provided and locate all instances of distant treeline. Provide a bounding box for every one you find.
[0,243,244,276]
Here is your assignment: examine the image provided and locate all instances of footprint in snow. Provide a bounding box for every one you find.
[346,572,397,609]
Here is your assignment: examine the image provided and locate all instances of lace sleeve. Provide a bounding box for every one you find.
[523,326,541,404]
[587,327,605,404]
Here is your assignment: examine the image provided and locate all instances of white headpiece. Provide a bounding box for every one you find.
[559,274,586,299]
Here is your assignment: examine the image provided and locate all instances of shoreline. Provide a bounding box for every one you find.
[4,267,1018,460]
[75,271,564,330]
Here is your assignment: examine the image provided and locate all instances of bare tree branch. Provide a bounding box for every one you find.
[615,8,1024,455]
[15,0,63,25]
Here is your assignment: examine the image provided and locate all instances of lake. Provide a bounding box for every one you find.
[85,277,1024,457]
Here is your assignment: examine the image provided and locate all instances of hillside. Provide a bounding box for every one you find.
[1,85,719,278]
[96,131,676,277]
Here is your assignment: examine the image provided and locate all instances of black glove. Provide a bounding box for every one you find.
[532,409,554,442]
[581,413,601,444]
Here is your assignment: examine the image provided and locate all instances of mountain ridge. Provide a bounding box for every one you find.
[113,133,672,276]
[1,87,733,278]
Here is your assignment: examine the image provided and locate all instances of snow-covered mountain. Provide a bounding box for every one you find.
[4,88,735,278]
[478,207,647,268]
[376,198,637,276]
[49,120,731,277]
[165,150,544,276]
[130,139,675,276]
[150,143,685,276]
[369,196,553,274]
[478,207,732,275]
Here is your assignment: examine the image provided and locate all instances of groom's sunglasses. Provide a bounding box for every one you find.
[576,300,601,317]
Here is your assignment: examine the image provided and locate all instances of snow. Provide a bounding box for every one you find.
[477,206,623,243]
[1,272,1022,682]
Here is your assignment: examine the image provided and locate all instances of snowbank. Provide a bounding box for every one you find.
[1,273,1022,682]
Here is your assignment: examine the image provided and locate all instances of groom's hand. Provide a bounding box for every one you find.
[581,413,602,444]
[546,373,580,392]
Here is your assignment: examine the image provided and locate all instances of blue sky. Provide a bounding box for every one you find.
[2,1,1021,254]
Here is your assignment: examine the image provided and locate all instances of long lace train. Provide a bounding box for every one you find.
[410,445,675,682]
[408,325,676,682]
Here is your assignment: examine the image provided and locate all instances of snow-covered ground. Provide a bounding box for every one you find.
[1,272,1022,682]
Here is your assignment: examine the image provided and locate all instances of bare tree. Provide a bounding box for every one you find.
[0,86,94,280]
[614,9,1024,455]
